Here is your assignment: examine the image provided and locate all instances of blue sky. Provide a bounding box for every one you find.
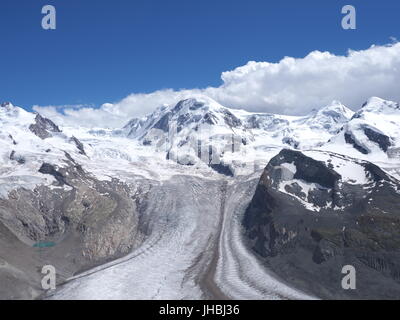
[0,0,399,111]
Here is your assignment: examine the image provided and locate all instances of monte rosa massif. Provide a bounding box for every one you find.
[1,96,400,299]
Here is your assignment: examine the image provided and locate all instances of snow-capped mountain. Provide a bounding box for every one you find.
[324,97,400,157]
[119,97,252,174]
[117,97,356,175]
[301,100,354,134]
[240,100,354,149]
[0,101,90,197]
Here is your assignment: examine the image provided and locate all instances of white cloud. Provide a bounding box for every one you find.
[33,42,400,128]
[33,90,204,128]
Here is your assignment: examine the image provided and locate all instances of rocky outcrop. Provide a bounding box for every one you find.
[29,114,61,139]
[0,154,146,299]
[344,131,369,154]
[38,163,70,186]
[363,127,391,152]
[70,136,87,156]
[343,126,392,155]
[9,150,25,164]
[243,149,400,299]
[210,163,234,177]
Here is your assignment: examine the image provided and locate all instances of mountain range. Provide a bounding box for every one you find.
[1,96,400,299]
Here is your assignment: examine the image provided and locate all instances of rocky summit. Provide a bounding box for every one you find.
[243,149,400,299]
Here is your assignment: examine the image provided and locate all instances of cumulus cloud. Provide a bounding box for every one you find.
[33,89,205,128]
[33,42,400,128]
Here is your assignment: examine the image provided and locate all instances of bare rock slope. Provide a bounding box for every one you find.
[243,149,400,299]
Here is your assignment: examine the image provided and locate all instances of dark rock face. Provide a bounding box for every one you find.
[153,112,171,132]
[344,127,392,154]
[38,163,70,186]
[344,132,369,154]
[70,136,87,156]
[221,109,242,128]
[8,134,17,145]
[210,163,234,177]
[363,127,392,152]
[269,149,341,189]
[242,149,400,299]
[29,114,61,139]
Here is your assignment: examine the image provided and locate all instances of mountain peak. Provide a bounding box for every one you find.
[303,101,353,134]
[171,96,224,114]
[0,101,31,121]
[360,97,399,113]
[317,100,353,116]
[364,96,387,106]
[172,98,206,113]
[0,102,14,109]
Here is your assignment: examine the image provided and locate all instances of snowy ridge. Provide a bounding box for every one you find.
[323,97,400,162]
[3,96,398,196]
[106,97,357,175]
[0,103,87,197]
